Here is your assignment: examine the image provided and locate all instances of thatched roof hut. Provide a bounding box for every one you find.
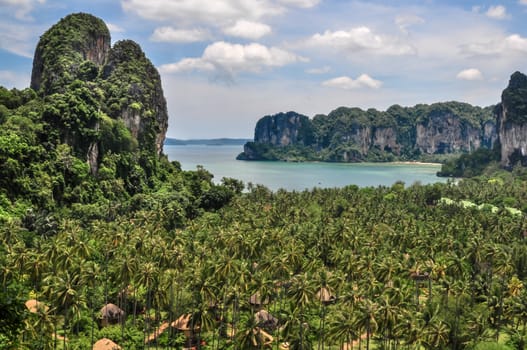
[171,313,201,338]
[25,299,49,313]
[92,338,121,350]
[171,313,193,331]
[316,287,336,304]
[254,309,278,330]
[100,303,125,326]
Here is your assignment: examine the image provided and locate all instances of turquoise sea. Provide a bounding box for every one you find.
[164,144,448,191]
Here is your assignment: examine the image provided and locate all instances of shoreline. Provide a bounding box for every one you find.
[390,161,441,166]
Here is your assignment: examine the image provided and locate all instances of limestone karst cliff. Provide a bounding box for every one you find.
[498,71,527,168]
[239,102,497,162]
[30,13,168,173]
[415,111,494,154]
[101,40,168,156]
[253,111,314,146]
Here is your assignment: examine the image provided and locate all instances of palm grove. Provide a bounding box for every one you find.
[1,12,527,350]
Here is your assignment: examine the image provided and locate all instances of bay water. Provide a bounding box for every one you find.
[164,144,447,191]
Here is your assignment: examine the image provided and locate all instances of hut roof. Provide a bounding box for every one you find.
[25,299,49,313]
[316,287,336,304]
[171,313,200,331]
[92,338,121,350]
[100,303,124,319]
[254,309,278,329]
[255,310,277,324]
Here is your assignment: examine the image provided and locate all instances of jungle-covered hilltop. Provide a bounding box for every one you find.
[2,12,527,350]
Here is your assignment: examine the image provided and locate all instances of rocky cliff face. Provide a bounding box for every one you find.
[373,127,400,155]
[254,111,314,146]
[30,13,169,172]
[240,102,497,162]
[341,126,372,155]
[102,40,169,155]
[498,71,527,167]
[415,112,484,154]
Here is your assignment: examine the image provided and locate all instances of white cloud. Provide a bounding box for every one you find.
[159,58,215,74]
[486,5,508,19]
[322,74,382,90]
[223,20,271,39]
[308,27,416,56]
[151,26,211,43]
[107,23,125,33]
[276,0,320,8]
[120,0,321,36]
[456,68,484,81]
[155,2,519,138]
[519,0,527,5]
[203,41,305,71]
[121,0,283,25]
[0,0,44,20]
[461,34,527,56]
[306,66,331,74]
[160,41,306,79]
[505,34,527,52]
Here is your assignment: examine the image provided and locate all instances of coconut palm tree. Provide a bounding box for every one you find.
[23,303,55,350]
[327,303,359,350]
[42,268,87,349]
[355,298,378,350]
[136,260,160,348]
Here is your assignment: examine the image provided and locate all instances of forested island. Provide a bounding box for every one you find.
[1,12,527,350]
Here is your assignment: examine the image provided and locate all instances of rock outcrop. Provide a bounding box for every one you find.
[254,111,314,146]
[239,102,497,162]
[415,112,483,154]
[498,71,527,167]
[101,40,169,155]
[29,13,169,173]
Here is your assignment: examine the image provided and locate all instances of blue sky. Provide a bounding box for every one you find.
[1,0,527,139]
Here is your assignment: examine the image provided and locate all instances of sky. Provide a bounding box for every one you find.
[1,0,527,139]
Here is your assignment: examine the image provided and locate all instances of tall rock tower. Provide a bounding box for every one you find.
[29,13,169,173]
[498,71,527,167]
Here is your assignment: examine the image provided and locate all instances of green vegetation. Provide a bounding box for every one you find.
[0,78,244,348]
[2,152,527,348]
[31,12,110,95]
[238,142,318,161]
[438,145,501,177]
